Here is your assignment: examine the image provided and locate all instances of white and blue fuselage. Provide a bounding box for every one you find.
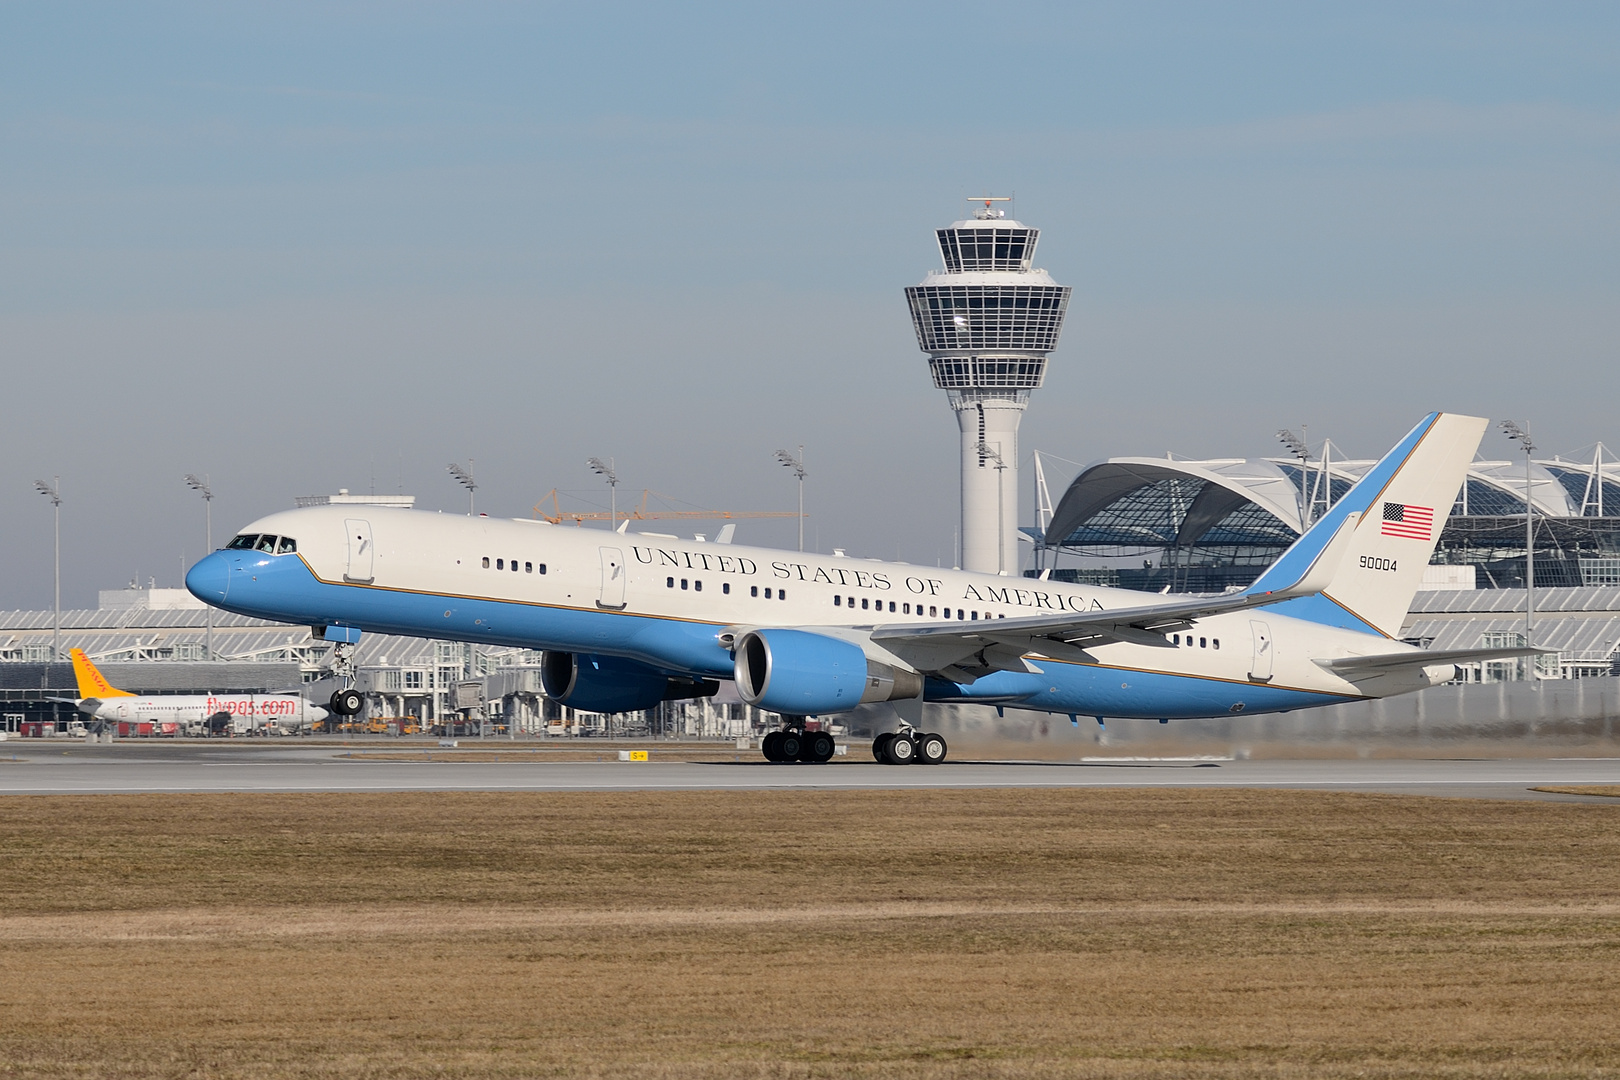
[189,414,1522,727]
[183,512,1424,723]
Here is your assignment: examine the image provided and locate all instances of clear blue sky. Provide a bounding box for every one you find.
[3,2,1617,606]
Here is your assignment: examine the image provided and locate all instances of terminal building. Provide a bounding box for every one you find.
[1033,445,1620,593]
[0,589,758,739]
[1026,442,1620,682]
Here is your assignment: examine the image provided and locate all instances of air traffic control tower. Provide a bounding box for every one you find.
[905,199,1071,574]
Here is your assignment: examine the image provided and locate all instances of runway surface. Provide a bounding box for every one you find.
[1,742,1619,800]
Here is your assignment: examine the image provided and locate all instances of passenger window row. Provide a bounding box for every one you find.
[226,534,297,555]
[481,557,547,574]
[666,580,780,599]
[830,596,1007,621]
[1172,634,1219,649]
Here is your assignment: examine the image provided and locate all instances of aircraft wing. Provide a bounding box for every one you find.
[870,589,1311,681]
[1315,646,1553,677]
[868,513,1363,680]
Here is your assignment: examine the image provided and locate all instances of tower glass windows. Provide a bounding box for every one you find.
[937,227,1038,271]
[905,285,1071,354]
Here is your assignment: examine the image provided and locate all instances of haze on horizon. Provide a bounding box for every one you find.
[2,2,1617,609]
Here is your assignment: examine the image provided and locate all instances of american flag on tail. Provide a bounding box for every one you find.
[1381,502,1433,540]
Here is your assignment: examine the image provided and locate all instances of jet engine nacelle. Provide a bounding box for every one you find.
[540,652,717,715]
[733,628,923,716]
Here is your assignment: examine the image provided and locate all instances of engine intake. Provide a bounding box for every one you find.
[540,652,718,714]
[733,629,922,715]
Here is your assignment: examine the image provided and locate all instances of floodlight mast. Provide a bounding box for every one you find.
[447,461,477,515]
[1500,420,1537,659]
[774,446,807,551]
[33,477,60,662]
[1277,429,1312,525]
[587,457,619,530]
[185,473,214,659]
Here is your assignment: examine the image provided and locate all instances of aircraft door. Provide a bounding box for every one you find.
[1249,620,1274,682]
[597,547,627,609]
[344,519,375,583]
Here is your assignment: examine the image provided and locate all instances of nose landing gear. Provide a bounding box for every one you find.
[325,638,364,717]
[761,718,836,764]
[329,687,364,717]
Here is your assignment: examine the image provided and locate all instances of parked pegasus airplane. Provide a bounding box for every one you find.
[187,412,1540,764]
[68,648,330,734]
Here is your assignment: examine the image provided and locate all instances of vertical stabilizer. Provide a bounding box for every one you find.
[70,648,135,700]
[1250,413,1487,637]
[1321,413,1486,635]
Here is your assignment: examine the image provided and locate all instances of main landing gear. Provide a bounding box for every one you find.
[761,718,836,764]
[873,728,947,766]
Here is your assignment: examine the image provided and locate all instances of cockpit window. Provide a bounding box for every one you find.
[277,536,297,554]
[227,535,259,550]
[255,535,278,553]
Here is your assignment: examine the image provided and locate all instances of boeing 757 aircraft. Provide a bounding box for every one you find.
[67,648,330,734]
[186,412,1540,764]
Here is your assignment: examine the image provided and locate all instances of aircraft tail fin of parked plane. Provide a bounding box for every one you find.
[1245,412,1488,637]
[71,648,136,700]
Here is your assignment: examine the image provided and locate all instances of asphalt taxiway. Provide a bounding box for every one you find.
[0,742,1618,800]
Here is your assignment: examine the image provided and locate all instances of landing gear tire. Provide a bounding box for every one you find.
[881,732,917,765]
[805,731,835,763]
[917,731,948,765]
[330,688,363,717]
[762,731,785,762]
[778,730,804,762]
[872,732,894,762]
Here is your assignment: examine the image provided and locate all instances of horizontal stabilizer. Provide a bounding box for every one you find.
[1316,645,1551,677]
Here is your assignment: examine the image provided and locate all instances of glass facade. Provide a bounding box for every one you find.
[905,284,1070,354]
[1458,478,1526,516]
[936,227,1038,271]
[928,355,1046,389]
[1275,463,1357,509]
[1546,466,1620,515]
[1055,476,1298,559]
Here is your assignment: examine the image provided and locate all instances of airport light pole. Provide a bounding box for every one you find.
[1500,420,1537,665]
[1277,429,1312,526]
[33,477,61,662]
[448,461,477,515]
[587,457,618,530]
[774,446,807,552]
[975,441,1008,575]
[185,474,214,660]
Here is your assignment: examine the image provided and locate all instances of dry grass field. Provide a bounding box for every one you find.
[1,788,1617,1079]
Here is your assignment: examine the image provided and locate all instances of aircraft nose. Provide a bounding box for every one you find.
[186,551,231,605]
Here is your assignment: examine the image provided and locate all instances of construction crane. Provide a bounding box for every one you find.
[533,489,802,527]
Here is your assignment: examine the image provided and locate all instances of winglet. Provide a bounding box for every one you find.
[70,648,135,699]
